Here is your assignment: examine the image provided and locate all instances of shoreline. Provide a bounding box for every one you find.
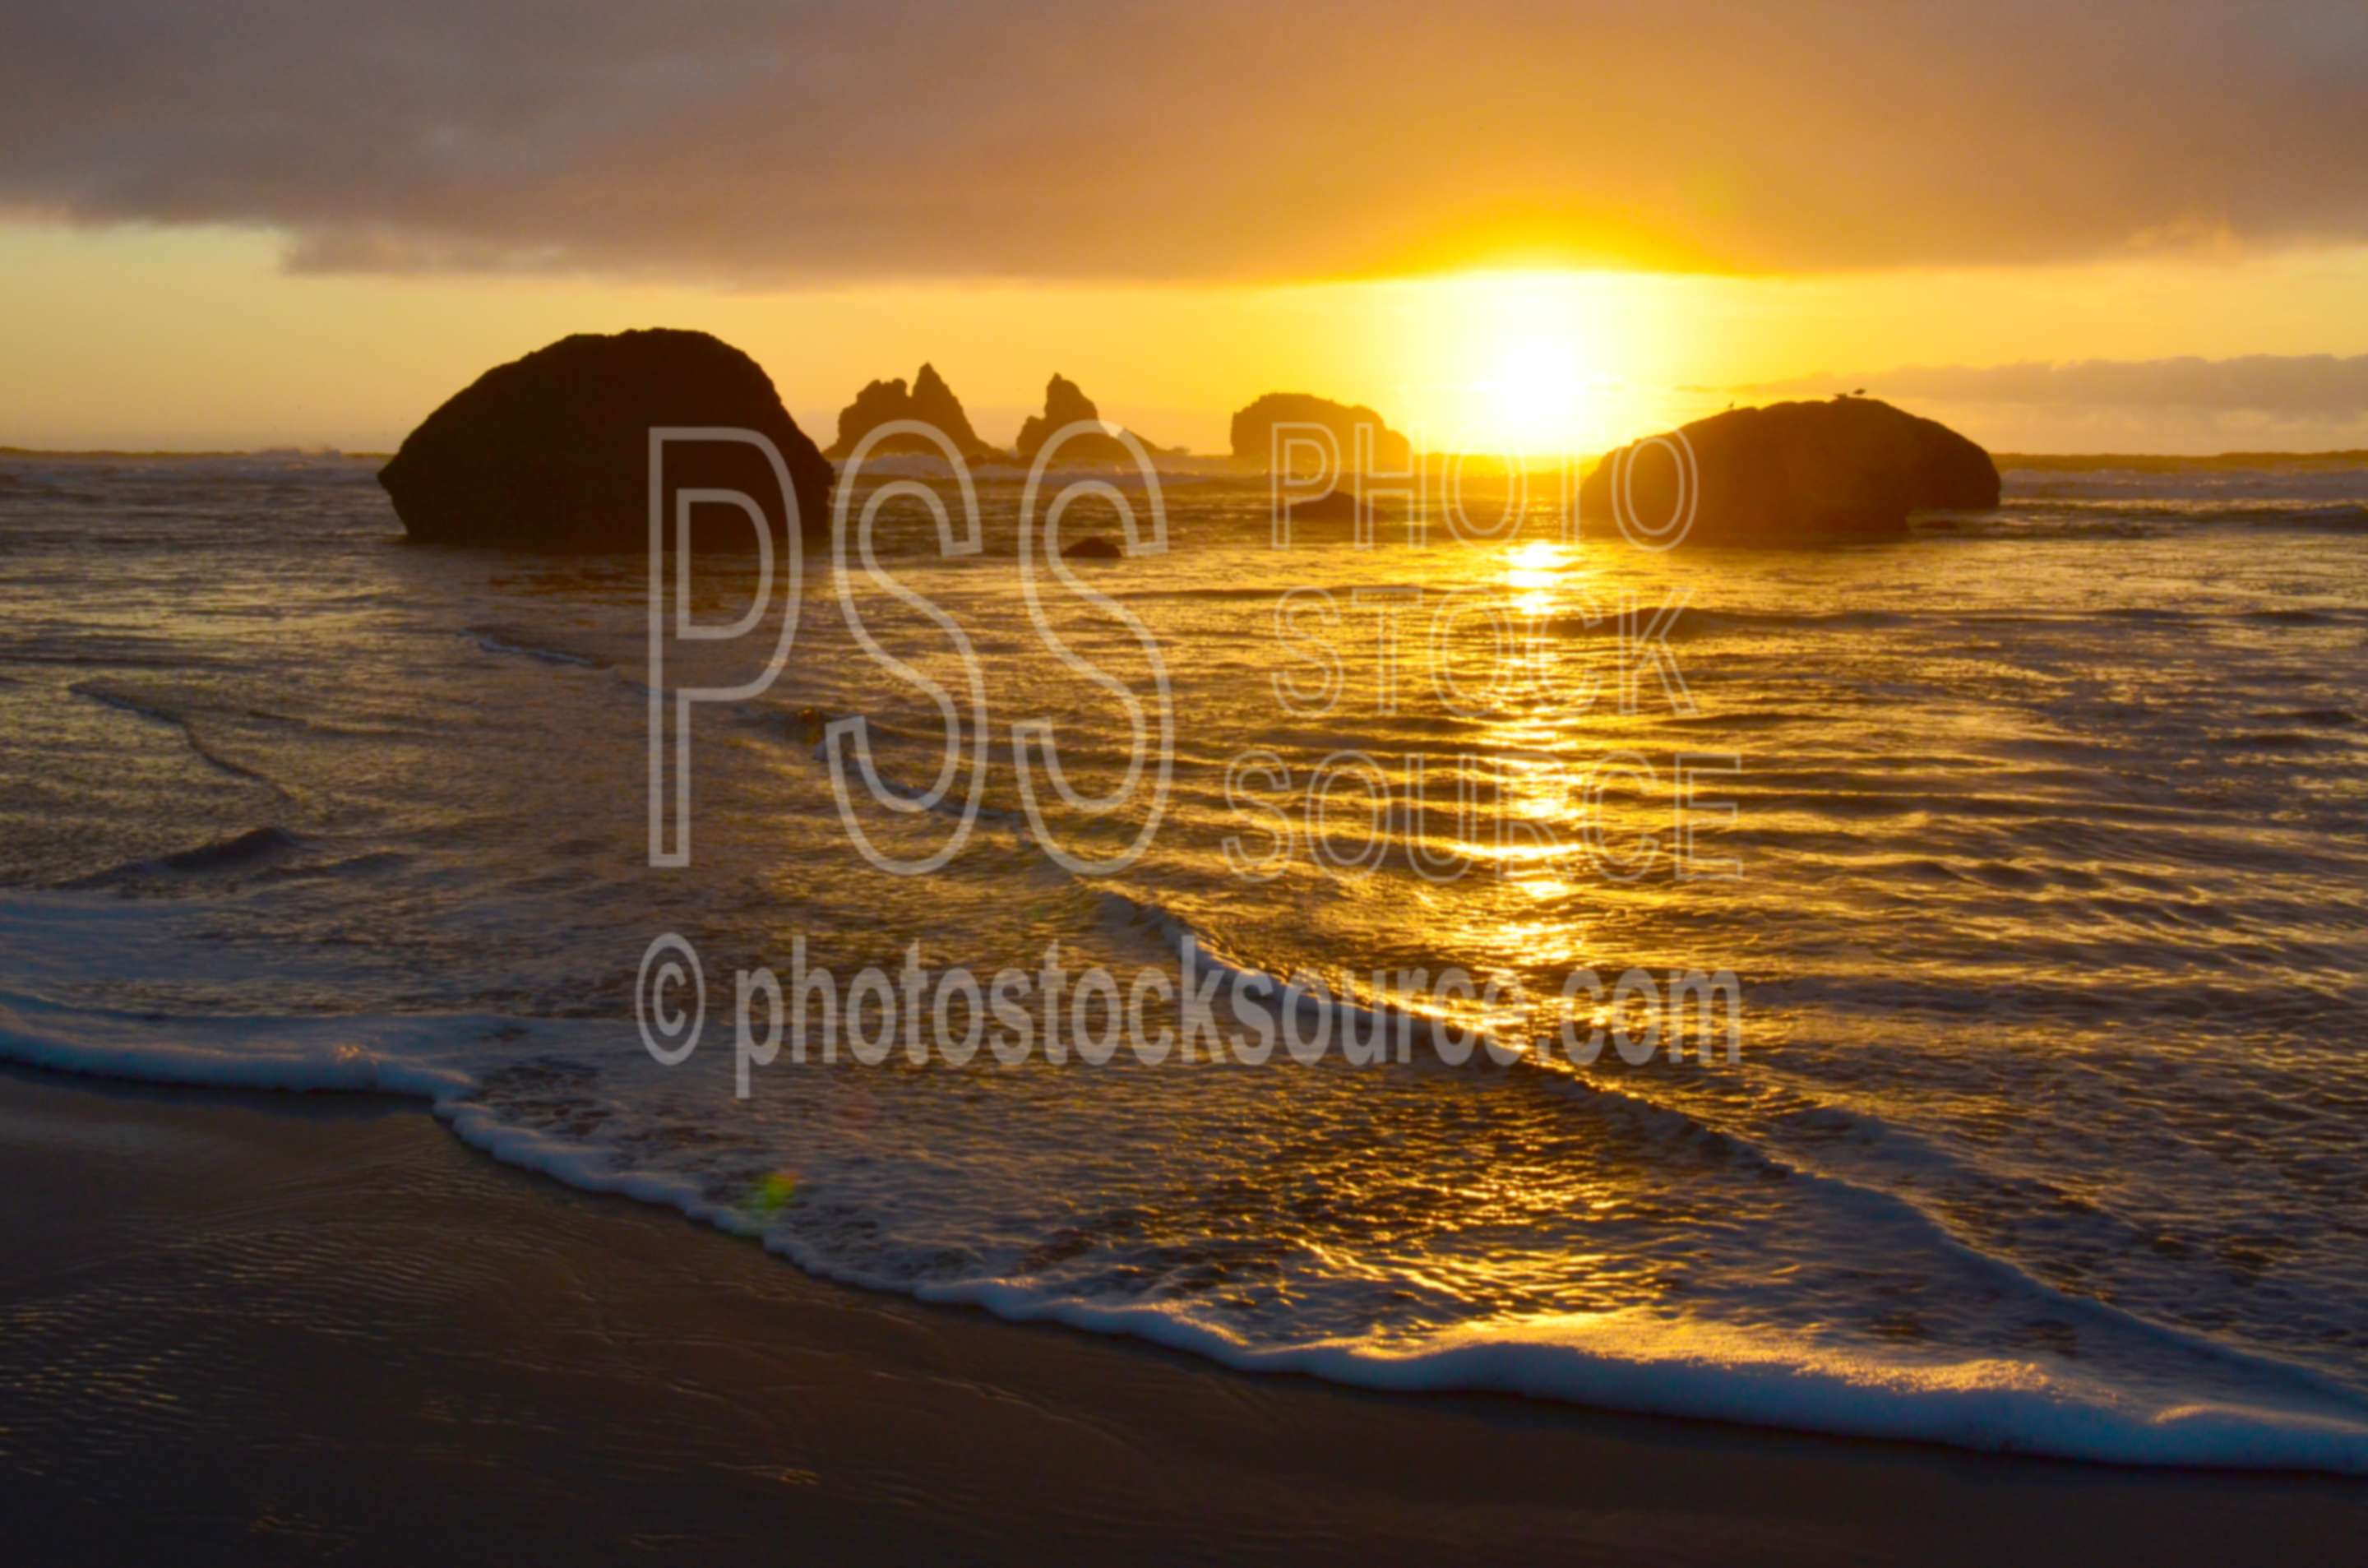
[4,1063,2362,1565]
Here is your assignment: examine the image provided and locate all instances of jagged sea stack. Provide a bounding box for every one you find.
[1013,374,1148,464]
[826,363,1001,461]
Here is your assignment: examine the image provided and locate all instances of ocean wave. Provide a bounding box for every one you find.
[1922,483,2368,539]
[918,1298,2368,1473]
[70,680,286,791]
[2000,464,2368,497]
[1082,878,2368,1431]
[2276,506,2368,534]
[468,627,608,668]
[1986,499,2368,533]
[2239,607,2346,626]
[5,954,2366,1474]
[1547,608,1912,640]
[1091,883,1529,1059]
[11,453,2368,1478]
[50,827,411,893]
[2255,706,2356,727]
[1913,514,2160,540]
[0,987,477,1100]
[58,826,307,887]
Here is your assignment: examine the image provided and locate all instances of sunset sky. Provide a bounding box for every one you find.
[6,1,2367,455]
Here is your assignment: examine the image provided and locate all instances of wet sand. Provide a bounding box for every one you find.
[2,1065,2362,1566]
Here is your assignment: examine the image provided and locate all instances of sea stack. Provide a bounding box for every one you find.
[377,329,834,549]
[826,363,1001,461]
[1013,374,1152,464]
[1230,392,1412,472]
[1578,396,2000,545]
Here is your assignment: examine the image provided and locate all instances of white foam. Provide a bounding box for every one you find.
[13,782,2368,1487]
[7,974,2368,1475]
[0,988,476,1100]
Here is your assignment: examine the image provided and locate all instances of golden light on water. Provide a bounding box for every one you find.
[1501,540,1569,619]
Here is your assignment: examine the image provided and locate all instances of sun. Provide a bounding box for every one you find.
[1478,334,1587,453]
[1381,270,1646,456]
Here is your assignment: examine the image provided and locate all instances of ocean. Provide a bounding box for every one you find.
[2,450,2365,1471]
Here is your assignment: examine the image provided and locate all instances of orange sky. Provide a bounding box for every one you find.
[6,3,2368,455]
[7,221,2366,456]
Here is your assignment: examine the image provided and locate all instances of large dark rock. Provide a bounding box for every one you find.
[1014,374,1156,465]
[826,362,1001,461]
[378,329,834,550]
[1578,396,1999,545]
[1230,392,1411,472]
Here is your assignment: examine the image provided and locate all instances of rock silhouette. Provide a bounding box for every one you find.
[1578,396,1999,545]
[909,364,991,456]
[1230,392,1412,473]
[828,377,910,456]
[378,329,833,550]
[1279,488,1404,526]
[1014,374,1153,464]
[826,363,999,461]
[1061,534,1125,560]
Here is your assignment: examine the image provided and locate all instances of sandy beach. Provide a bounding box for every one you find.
[3,1063,2361,1566]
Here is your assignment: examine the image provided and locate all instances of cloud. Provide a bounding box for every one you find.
[4,2,2367,284]
[1743,355,2368,418]
[1734,354,2368,454]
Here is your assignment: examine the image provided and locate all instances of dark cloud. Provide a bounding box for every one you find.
[5,1,2366,282]
[1746,355,2368,417]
